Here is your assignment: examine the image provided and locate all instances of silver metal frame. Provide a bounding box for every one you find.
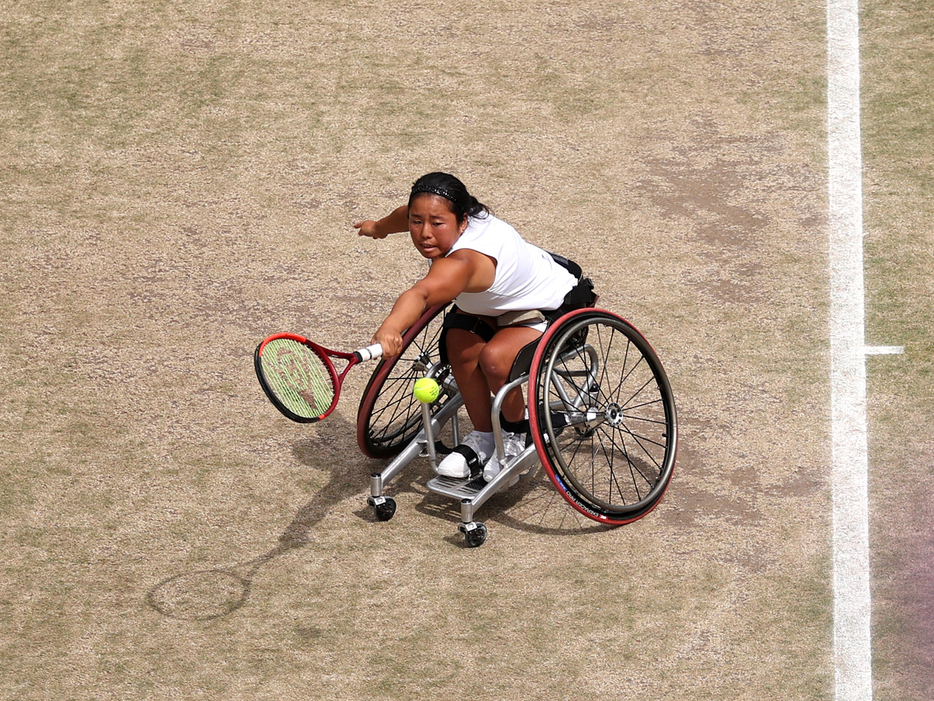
[365,329,604,544]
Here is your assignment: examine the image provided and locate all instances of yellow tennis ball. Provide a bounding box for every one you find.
[413,377,440,404]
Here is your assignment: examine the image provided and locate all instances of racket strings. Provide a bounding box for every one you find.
[262,338,335,419]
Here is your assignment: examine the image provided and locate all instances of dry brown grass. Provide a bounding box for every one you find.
[3,0,930,698]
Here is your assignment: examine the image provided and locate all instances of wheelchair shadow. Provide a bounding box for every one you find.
[285,418,438,536]
[146,415,615,622]
[413,466,613,539]
[283,421,371,546]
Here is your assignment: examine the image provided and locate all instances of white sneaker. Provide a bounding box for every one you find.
[436,431,494,479]
[483,431,526,482]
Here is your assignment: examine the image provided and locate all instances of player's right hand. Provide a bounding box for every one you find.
[372,328,403,358]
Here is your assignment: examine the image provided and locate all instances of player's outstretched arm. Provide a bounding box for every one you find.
[372,252,492,357]
[354,205,409,239]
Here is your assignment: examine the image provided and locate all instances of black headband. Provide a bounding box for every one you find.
[410,183,458,203]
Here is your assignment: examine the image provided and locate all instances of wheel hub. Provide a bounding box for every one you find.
[604,402,624,427]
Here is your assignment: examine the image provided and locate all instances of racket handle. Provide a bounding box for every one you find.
[354,343,383,363]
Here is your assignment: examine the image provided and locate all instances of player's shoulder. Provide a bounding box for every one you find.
[465,212,522,239]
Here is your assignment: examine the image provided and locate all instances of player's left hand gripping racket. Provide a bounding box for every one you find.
[254,334,382,423]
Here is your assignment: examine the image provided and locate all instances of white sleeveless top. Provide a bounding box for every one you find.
[441,214,576,317]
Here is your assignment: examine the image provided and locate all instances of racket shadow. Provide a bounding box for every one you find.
[147,416,372,621]
[146,545,289,621]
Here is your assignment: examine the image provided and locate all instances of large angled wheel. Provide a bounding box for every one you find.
[356,304,453,458]
[528,308,677,524]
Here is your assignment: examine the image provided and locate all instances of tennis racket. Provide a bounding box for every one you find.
[254,334,382,423]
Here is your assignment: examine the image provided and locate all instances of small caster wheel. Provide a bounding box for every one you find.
[459,521,487,548]
[368,496,396,522]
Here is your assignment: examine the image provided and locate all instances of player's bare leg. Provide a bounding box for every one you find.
[445,328,494,432]
[478,325,542,423]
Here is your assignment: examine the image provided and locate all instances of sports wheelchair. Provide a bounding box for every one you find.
[356,303,678,547]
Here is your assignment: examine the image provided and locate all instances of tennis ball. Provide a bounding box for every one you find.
[413,377,440,404]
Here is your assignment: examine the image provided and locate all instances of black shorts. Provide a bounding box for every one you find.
[437,255,596,364]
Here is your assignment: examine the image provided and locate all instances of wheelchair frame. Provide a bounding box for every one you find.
[357,304,678,547]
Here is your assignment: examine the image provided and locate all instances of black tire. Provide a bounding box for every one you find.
[373,497,397,522]
[528,309,677,524]
[356,304,452,458]
[461,522,488,548]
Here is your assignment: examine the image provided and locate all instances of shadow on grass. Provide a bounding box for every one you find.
[414,466,614,540]
[146,414,624,619]
[146,415,385,621]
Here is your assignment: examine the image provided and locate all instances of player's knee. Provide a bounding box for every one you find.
[478,344,511,383]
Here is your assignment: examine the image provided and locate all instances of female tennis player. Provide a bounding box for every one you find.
[354,172,582,482]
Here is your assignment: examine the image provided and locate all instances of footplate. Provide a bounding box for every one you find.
[425,474,487,501]
[426,444,538,504]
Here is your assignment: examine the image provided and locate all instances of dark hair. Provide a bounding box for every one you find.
[408,172,490,223]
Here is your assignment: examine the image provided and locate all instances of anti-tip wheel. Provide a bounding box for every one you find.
[459,522,488,548]
[369,496,397,522]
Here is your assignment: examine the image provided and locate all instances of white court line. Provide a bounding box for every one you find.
[827,0,873,699]
[863,345,904,356]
